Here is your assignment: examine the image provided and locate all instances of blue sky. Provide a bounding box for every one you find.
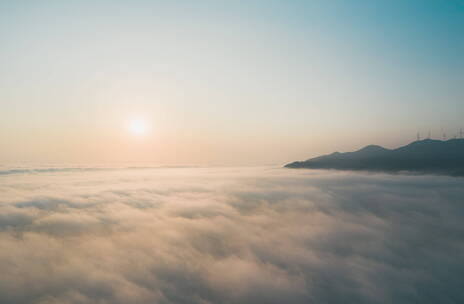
[1,0,463,164]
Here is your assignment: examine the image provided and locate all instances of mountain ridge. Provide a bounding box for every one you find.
[285,139,464,176]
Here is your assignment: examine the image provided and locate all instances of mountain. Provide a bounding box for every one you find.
[285,139,464,176]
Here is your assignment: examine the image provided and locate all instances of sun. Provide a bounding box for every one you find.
[129,119,147,135]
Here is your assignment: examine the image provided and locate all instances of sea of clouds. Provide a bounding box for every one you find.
[0,166,463,304]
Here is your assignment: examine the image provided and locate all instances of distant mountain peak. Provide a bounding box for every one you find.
[285,138,464,176]
[356,145,389,153]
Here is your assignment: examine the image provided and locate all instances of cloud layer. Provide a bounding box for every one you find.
[1,167,463,304]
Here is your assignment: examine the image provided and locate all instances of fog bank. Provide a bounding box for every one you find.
[1,167,463,304]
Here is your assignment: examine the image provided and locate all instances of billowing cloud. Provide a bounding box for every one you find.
[0,167,463,304]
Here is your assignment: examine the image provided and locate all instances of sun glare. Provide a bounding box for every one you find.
[129,119,147,135]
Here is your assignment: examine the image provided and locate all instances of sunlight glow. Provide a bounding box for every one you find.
[129,119,148,135]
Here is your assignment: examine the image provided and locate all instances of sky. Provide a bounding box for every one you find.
[1,0,463,165]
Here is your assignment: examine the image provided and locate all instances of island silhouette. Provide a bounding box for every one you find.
[285,138,464,176]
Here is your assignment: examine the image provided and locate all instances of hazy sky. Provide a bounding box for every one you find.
[1,0,463,165]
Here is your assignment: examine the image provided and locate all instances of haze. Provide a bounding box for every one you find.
[2,2,464,303]
[1,0,463,165]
